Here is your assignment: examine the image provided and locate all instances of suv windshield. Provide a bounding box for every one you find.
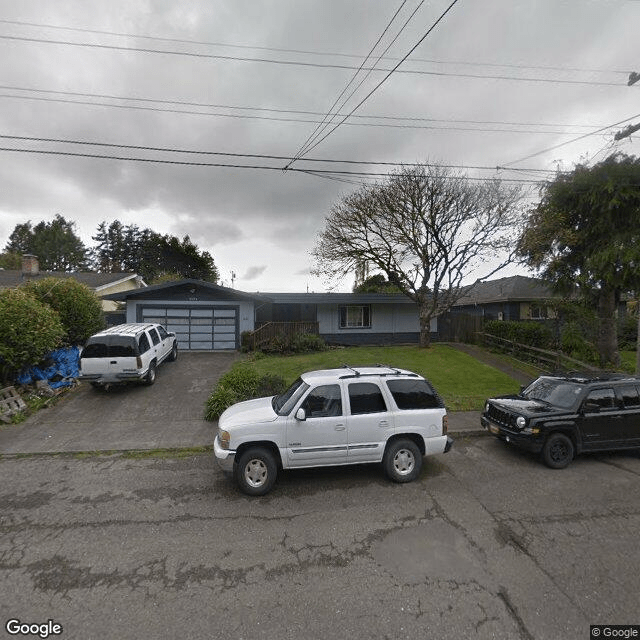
[272,378,309,415]
[522,378,583,409]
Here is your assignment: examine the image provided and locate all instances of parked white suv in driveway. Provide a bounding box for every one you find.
[214,365,453,495]
[80,323,177,388]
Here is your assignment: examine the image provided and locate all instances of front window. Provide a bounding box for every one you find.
[340,305,371,329]
[273,378,309,415]
[300,385,343,418]
[530,305,548,319]
[521,378,583,409]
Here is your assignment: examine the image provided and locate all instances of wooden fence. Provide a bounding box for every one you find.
[479,332,599,374]
[248,321,319,350]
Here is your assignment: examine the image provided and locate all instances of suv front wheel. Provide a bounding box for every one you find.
[383,439,422,483]
[542,433,574,469]
[234,447,277,496]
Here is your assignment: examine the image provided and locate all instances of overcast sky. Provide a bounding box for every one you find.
[0,0,638,292]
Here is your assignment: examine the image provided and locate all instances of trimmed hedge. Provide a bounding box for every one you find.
[484,320,553,349]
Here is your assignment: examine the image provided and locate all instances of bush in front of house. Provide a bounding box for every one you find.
[484,320,554,349]
[259,333,327,354]
[560,321,599,364]
[22,277,105,345]
[0,288,65,378]
[204,366,287,420]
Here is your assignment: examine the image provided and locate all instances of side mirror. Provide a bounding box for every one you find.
[295,408,306,421]
[168,332,176,337]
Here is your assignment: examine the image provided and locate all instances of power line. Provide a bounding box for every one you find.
[0,18,630,76]
[0,84,602,130]
[289,0,421,167]
[0,33,633,88]
[287,0,462,161]
[0,92,597,136]
[0,144,552,183]
[0,133,563,174]
[503,110,640,167]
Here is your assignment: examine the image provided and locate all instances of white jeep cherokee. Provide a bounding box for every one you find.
[214,365,453,495]
[80,323,178,388]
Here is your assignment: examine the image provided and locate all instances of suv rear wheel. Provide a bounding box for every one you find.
[144,362,157,386]
[383,439,422,483]
[234,447,277,496]
[542,433,574,469]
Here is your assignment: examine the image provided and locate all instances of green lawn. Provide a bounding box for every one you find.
[236,344,521,411]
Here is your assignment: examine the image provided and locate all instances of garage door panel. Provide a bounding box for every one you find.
[139,306,237,350]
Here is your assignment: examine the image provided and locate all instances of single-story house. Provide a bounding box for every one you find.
[0,255,146,312]
[107,277,560,352]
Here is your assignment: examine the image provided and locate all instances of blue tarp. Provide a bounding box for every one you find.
[16,346,80,389]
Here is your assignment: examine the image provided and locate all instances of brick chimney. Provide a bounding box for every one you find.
[21,254,40,277]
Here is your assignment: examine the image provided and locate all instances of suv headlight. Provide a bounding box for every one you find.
[484,402,490,413]
[218,430,230,449]
[515,416,527,429]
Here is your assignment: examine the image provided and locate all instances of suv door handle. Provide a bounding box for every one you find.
[379,420,389,427]
[334,424,346,431]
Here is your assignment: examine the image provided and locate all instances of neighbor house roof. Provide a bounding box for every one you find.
[454,276,553,306]
[261,292,415,305]
[0,269,144,291]
[103,278,263,302]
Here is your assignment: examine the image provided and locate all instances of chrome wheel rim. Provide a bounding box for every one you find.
[244,459,268,487]
[393,449,415,475]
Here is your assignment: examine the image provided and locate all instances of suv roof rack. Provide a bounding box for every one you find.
[338,364,419,380]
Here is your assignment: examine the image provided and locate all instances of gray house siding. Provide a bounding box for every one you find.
[317,302,437,346]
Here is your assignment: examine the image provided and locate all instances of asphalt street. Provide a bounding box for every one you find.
[1,435,638,640]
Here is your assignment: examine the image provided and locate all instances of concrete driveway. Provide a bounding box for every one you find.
[0,352,241,455]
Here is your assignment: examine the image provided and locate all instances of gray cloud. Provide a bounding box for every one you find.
[242,265,267,280]
[0,0,637,292]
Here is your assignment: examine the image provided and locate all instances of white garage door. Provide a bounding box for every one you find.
[140,307,238,350]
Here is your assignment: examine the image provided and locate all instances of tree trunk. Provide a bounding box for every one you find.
[596,287,620,368]
[418,302,432,348]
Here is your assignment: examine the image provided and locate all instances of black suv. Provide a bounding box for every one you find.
[482,373,640,468]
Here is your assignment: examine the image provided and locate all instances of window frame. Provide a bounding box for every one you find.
[339,305,372,329]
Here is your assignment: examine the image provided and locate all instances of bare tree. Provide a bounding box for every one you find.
[312,164,523,347]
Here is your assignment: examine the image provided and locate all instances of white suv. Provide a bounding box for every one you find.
[80,323,177,388]
[214,365,453,495]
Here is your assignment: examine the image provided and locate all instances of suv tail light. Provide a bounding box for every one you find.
[136,356,142,369]
[442,414,448,435]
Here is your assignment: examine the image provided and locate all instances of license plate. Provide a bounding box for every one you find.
[489,424,499,435]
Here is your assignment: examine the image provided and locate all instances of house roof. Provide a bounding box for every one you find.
[455,275,553,306]
[0,269,142,290]
[103,278,263,302]
[261,292,415,305]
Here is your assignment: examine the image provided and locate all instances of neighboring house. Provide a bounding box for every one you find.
[451,275,556,322]
[0,255,146,312]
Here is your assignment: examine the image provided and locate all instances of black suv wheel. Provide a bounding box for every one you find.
[542,433,574,469]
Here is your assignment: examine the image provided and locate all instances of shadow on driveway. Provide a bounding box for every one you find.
[0,352,241,455]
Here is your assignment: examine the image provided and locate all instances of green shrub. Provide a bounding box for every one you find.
[204,366,287,420]
[289,333,326,353]
[22,277,105,345]
[560,321,598,364]
[484,320,553,349]
[618,314,637,350]
[0,288,65,376]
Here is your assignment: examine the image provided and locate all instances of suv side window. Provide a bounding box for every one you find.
[138,332,151,354]
[348,382,387,415]
[149,328,161,346]
[619,385,640,408]
[386,379,443,409]
[583,388,616,411]
[157,325,168,340]
[301,385,342,418]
